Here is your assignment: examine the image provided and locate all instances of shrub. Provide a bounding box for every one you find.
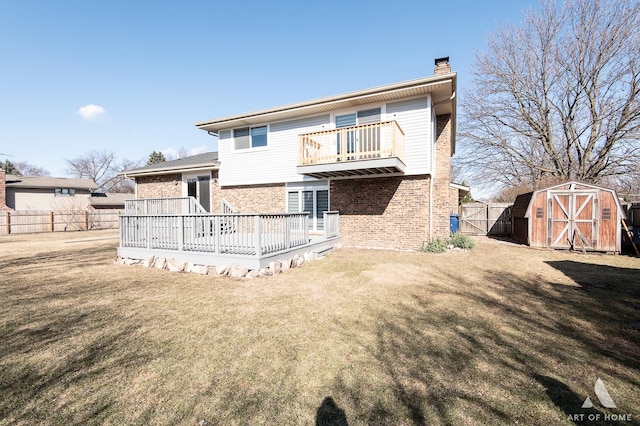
[420,233,475,253]
[422,238,448,253]
[449,232,475,250]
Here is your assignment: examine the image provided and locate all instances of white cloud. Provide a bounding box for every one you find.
[77,104,106,122]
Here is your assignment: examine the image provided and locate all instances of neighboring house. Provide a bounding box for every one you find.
[123,58,459,250]
[88,192,130,210]
[0,168,96,210]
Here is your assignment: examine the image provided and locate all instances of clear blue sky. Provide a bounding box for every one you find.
[0,0,536,177]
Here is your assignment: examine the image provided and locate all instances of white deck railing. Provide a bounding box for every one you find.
[324,211,340,239]
[119,212,316,258]
[125,197,207,215]
[299,120,405,165]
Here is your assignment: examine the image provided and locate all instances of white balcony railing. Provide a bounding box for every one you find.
[299,121,405,166]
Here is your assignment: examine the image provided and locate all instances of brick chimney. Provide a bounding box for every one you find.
[0,168,7,210]
[434,56,451,75]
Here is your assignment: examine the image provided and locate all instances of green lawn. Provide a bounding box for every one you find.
[1,230,639,425]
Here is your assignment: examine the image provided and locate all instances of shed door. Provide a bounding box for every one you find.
[548,191,597,249]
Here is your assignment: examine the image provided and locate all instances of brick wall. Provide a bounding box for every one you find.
[214,183,285,213]
[331,175,431,250]
[135,174,182,199]
[432,114,455,239]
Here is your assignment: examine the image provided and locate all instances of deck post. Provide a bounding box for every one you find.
[254,215,261,257]
[178,216,184,251]
[285,215,291,249]
[146,217,151,249]
[214,216,221,254]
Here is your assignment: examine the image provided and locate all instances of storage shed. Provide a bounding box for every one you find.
[512,181,624,253]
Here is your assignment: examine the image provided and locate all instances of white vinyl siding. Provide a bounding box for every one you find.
[385,96,432,174]
[217,95,432,186]
[218,115,330,186]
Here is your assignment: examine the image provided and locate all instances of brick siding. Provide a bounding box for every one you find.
[331,175,431,250]
[431,114,455,239]
[213,183,285,213]
[135,174,182,199]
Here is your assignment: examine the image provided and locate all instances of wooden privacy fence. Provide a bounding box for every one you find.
[0,209,123,235]
[459,203,512,236]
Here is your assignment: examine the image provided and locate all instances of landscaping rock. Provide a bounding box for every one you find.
[153,257,166,269]
[191,264,209,275]
[228,263,248,278]
[246,270,261,279]
[295,255,305,267]
[142,256,155,267]
[166,258,186,272]
[304,252,314,262]
[114,256,126,265]
[281,258,291,271]
[124,258,140,265]
[215,264,230,276]
[269,260,283,275]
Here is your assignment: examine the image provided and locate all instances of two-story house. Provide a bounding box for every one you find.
[123,58,458,253]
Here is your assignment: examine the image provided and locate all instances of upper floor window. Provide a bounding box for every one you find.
[233,126,267,149]
[55,188,76,196]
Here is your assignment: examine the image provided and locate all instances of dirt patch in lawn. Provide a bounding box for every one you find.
[1,231,639,425]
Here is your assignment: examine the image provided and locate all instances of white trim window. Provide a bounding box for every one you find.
[287,182,329,231]
[55,188,76,196]
[233,125,268,150]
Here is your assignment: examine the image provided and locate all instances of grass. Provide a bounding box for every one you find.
[1,230,639,425]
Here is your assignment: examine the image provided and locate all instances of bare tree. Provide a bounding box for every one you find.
[13,161,50,176]
[65,150,139,193]
[457,0,640,193]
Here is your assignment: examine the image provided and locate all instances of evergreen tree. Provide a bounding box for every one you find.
[146,151,166,165]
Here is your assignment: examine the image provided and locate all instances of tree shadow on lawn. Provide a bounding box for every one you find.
[0,300,160,424]
[0,245,113,273]
[332,263,640,425]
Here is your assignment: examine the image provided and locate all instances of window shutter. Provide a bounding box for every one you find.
[357,108,381,124]
[336,113,356,128]
[287,192,299,213]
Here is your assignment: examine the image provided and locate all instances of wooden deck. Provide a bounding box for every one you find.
[117,210,340,269]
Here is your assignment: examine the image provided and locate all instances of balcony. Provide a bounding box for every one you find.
[297,121,406,179]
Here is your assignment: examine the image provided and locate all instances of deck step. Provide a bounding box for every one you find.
[313,246,334,259]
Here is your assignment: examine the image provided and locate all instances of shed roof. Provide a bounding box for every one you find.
[514,181,624,218]
[122,152,219,177]
[511,192,533,219]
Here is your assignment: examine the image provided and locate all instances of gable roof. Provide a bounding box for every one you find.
[194,73,457,146]
[5,175,97,190]
[122,152,219,177]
